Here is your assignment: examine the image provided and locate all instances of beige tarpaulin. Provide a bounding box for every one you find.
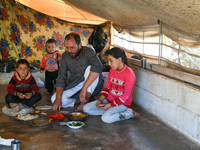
[64,0,200,39]
[15,0,107,24]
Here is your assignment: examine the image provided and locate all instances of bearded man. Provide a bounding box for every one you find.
[51,33,103,112]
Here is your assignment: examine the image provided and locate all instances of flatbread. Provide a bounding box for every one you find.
[16,114,39,120]
[35,105,52,110]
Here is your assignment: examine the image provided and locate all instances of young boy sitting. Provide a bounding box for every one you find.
[40,39,62,95]
[5,59,42,108]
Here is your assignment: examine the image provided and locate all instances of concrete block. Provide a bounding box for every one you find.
[158,98,176,125]
[175,106,199,140]
[177,84,200,114]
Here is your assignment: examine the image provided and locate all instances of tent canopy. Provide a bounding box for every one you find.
[64,0,200,38]
[15,0,107,24]
[17,0,200,40]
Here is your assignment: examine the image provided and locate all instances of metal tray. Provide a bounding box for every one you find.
[35,105,52,110]
[28,117,53,127]
[66,112,88,122]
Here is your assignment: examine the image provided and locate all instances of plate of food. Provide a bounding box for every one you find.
[66,121,85,129]
[66,112,88,121]
[16,114,39,121]
[28,117,53,127]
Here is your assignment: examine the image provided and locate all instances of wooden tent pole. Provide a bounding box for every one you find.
[158,20,162,65]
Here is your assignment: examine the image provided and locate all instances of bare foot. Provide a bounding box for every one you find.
[75,100,81,104]
[75,103,85,112]
[44,91,52,95]
[134,111,141,117]
[10,103,21,108]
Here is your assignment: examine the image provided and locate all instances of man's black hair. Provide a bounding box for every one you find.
[65,33,81,45]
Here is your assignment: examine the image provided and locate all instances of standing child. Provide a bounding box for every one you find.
[5,59,42,108]
[40,39,62,95]
[83,47,140,123]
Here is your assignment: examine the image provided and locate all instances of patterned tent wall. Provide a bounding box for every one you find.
[0,0,110,67]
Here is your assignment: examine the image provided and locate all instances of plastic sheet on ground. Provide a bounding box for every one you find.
[2,105,34,116]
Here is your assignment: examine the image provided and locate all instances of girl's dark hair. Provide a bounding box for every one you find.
[105,47,128,66]
[65,33,81,45]
[16,59,29,68]
[46,39,57,45]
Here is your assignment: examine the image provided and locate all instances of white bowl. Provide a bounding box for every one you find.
[66,121,85,129]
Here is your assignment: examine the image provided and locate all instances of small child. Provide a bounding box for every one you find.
[5,59,42,108]
[40,39,62,95]
[83,47,140,123]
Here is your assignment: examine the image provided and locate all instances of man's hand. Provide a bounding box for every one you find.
[53,99,62,111]
[79,88,87,103]
[17,92,25,99]
[24,92,32,99]
[52,87,64,112]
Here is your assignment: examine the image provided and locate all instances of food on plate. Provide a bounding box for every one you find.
[48,113,66,119]
[69,121,83,126]
[35,110,40,114]
[17,114,39,120]
[12,109,20,115]
[30,118,53,125]
[66,121,85,129]
[71,113,87,118]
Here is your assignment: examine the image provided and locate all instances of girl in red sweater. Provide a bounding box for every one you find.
[83,47,140,123]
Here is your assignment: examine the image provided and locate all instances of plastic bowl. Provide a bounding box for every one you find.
[66,112,88,122]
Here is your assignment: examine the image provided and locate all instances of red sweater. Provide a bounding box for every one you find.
[41,51,62,71]
[101,64,136,108]
[7,72,39,96]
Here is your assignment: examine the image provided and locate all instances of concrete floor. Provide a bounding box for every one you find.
[0,85,200,150]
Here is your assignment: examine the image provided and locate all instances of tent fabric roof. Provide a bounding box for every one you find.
[17,0,200,40]
[16,0,107,24]
[64,0,200,39]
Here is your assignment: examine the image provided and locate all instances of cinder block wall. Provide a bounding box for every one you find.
[131,66,200,144]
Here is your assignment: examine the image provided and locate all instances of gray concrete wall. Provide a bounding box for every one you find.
[131,65,200,144]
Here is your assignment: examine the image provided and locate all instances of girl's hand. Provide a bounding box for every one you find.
[17,92,25,99]
[24,92,32,99]
[96,100,102,108]
[101,103,111,110]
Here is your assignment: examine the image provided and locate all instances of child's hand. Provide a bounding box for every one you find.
[101,103,111,110]
[56,56,61,61]
[40,68,44,73]
[96,100,102,108]
[17,92,25,99]
[24,92,32,99]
